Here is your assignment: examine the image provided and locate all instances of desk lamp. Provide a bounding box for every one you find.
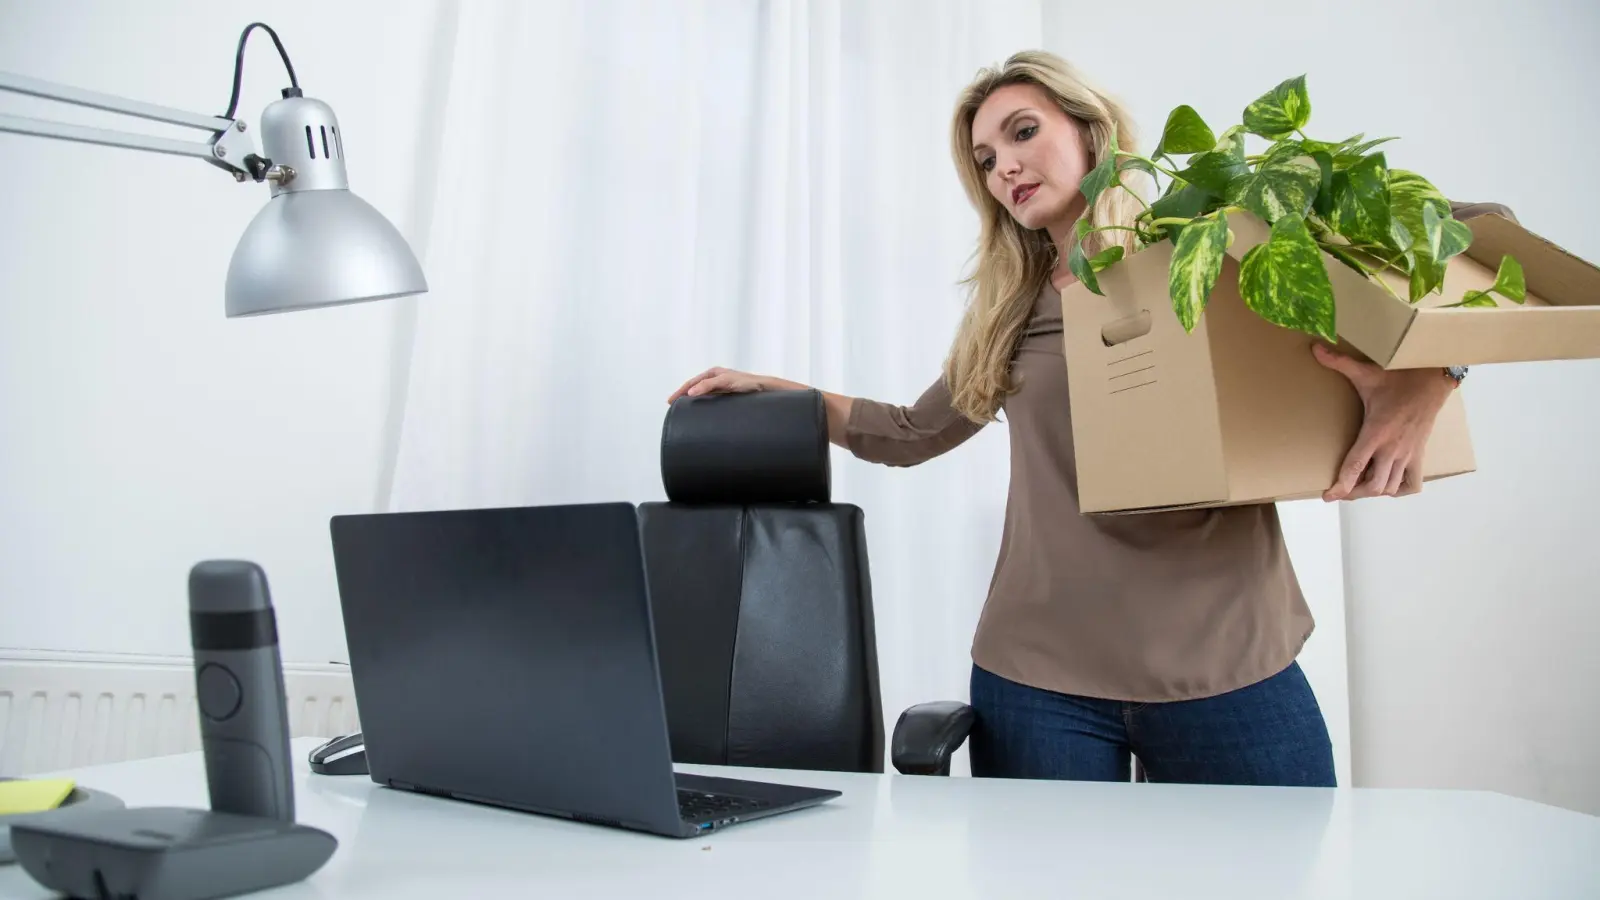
[0,22,416,899]
[0,21,427,316]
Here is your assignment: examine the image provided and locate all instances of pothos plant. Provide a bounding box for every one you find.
[1068,75,1527,341]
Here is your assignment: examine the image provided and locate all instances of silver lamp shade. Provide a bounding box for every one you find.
[226,188,427,316]
[224,94,427,316]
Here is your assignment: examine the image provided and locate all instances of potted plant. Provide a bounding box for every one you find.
[1070,75,1527,341]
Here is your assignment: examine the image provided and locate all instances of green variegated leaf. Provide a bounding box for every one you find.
[1493,254,1526,301]
[1167,213,1229,332]
[1388,217,1414,258]
[1441,220,1472,263]
[1089,245,1125,272]
[1069,239,1101,295]
[1440,220,1472,260]
[1213,124,1245,149]
[1077,217,1093,239]
[1225,154,1321,223]
[1120,157,1158,180]
[1410,260,1444,303]
[1422,203,1443,258]
[1157,105,1216,156]
[1390,169,1451,238]
[1336,137,1398,166]
[1262,140,1310,164]
[1301,133,1362,155]
[1446,255,1526,307]
[1420,204,1473,267]
[1238,214,1336,340]
[1312,150,1335,218]
[1178,148,1248,196]
[1243,75,1311,139]
[1080,153,1119,208]
[1328,152,1391,247]
[1443,290,1498,308]
[1220,128,1248,161]
[1389,169,1452,300]
[1148,182,1215,244]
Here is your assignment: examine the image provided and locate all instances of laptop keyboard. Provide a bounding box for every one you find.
[677,788,770,822]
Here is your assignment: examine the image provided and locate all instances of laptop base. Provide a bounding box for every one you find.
[672,773,840,837]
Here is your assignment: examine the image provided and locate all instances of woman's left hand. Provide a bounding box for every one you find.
[1312,342,1457,502]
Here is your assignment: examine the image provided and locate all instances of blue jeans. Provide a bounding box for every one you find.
[968,661,1336,786]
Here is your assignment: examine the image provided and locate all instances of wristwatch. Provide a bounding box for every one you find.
[1444,365,1468,386]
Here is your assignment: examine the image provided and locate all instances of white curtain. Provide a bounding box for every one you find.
[383,0,1049,772]
[379,0,1350,779]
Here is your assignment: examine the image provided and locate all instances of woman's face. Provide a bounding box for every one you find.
[969,82,1092,233]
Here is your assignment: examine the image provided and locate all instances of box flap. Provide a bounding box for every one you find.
[1226,211,1600,369]
[1461,213,1600,307]
[1387,215,1600,368]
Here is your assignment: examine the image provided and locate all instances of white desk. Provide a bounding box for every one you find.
[3,737,1596,899]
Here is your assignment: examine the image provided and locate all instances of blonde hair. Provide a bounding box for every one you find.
[943,50,1144,423]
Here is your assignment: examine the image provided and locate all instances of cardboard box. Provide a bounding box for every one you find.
[1061,212,1600,515]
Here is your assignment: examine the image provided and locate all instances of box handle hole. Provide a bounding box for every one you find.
[1102,310,1152,347]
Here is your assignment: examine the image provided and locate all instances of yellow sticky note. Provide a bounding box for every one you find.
[0,778,76,815]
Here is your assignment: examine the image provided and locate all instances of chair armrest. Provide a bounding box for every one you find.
[891,701,975,776]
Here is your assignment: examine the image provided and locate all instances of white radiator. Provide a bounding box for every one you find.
[0,650,359,775]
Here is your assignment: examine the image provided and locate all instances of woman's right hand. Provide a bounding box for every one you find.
[667,367,773,403]
[669,368,855,448]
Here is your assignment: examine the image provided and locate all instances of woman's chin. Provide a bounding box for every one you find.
[1009,200,1065,232]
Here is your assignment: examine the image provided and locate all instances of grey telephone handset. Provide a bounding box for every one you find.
[9,561,336,900]
[189,560,297,822]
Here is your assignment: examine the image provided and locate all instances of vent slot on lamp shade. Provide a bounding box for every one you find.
[302,125,342,160]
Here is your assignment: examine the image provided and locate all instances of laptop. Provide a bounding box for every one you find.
[327,501,841,838]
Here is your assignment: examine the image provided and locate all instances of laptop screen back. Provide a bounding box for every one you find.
[329,502,681,831]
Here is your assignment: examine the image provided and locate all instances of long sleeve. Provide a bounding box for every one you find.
[844,374,985,467]
[1451,200,1518,223]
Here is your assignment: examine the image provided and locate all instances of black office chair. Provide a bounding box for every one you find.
[638,388,982,778]
[890,701,975,776]
[638,388,886,773]
[312,388,971,779]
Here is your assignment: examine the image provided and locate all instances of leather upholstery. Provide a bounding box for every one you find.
[640,390,885,774]
[659,390,830,505]
[891,701,975,776]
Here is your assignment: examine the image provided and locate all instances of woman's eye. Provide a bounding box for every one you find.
[980,156,996,172]
[1016,124,1038,141]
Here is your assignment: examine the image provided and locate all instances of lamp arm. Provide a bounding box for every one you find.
[0,70,259,179]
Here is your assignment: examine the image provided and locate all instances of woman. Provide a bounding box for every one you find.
[668,51,1469,787]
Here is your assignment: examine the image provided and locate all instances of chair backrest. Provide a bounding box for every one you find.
[638,389,884,774]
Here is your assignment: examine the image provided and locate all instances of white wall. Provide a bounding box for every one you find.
[0,0,446,665]
[1335,1,1600,816]
[1329,2,1600,816]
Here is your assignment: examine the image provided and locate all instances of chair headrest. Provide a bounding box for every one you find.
[660,389,831,504]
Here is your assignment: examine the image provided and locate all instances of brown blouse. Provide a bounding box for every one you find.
[844,280,1313,702]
